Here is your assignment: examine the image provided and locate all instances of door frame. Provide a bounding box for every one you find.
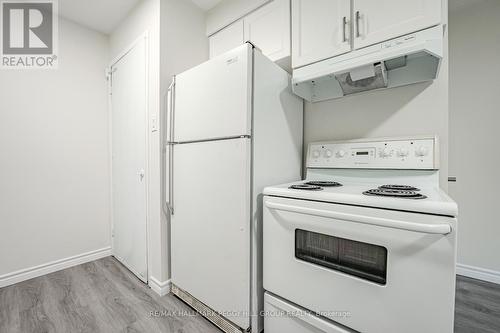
[107,31,150,283]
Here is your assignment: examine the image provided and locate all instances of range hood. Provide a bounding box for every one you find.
[292,25,444,102]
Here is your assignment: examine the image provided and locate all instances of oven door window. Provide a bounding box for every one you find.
[295,229,387,285]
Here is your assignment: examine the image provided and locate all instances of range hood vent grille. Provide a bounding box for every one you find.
[336,62,388,96]
[292,25,444,103]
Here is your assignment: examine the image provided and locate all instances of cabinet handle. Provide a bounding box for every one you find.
[342,16,348,42]
[355,11,361,38]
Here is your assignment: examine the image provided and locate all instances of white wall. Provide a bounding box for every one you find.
[109,0,163,283]
[304,14,449,189]
[0,0,206,289]
[0,19,110,280]
[98,0,207,287]
[449,0,500,277]
[304,69,449,188]
[109,0,159,59]
[161,0,208,92]
[206,0,269,35]
[206,1,449,189]
[160,0,208,280]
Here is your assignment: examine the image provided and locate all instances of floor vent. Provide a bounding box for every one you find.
[171,284,246,333]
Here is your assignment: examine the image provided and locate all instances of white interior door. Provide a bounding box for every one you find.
[353,0,442,49]
[111,38,148,283]
[171,138,251,330]
[174,44,251,143]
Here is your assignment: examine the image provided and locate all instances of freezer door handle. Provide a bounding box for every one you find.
[266,202,452,235]
[167,77,176,144]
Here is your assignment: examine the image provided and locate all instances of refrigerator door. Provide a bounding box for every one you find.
[171,138,251,330]
[173,44,252,143]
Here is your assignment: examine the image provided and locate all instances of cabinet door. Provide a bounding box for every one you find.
[209,20,244,58]
[353,0,442,49]
[292,0,351,69]
[244,0,290,62]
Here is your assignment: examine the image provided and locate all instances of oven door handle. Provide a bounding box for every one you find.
[266,202,452,235]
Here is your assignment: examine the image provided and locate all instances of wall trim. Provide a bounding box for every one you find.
[0,247,112,288]
[457,263,500,285]
[149,277,171,296]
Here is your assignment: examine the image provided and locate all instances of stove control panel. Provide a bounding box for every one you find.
[307,136,438,170]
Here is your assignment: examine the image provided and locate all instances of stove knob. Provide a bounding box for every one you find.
[381,148,391,157]
[324,149,333,158]
[398,148,409,157]
[336,150,346,158]
[416,146,429,157]
[312,150,321,158]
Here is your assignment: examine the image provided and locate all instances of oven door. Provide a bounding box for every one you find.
[263,196,457,333]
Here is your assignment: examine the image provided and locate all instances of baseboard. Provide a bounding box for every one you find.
[0,247,112,288]
[149,277,171,296]
[457,263,500,285]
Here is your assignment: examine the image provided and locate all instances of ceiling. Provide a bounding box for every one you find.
[59,0,141,34]
[190,0,223,11]
[58,0,488,35]
[59,0,221,34]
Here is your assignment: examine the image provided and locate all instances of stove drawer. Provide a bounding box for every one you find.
[264,293,354,333]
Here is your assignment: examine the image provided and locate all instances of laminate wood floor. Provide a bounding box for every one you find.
[454,275,500,333]
[1,257,499,333]
[0,257,221,333]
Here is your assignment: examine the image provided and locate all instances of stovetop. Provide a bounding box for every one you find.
[268,180,457,217]
[290,182,427,199]
[271,137,458,217]
[363,187,427,200]
[304,181,343,187]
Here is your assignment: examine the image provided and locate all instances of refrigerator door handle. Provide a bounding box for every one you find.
[162,91,169,216]
[168,142,174,215]
[165,77,175,215]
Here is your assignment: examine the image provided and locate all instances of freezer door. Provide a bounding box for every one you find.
[171,138,251,330]
[174,44,252,142]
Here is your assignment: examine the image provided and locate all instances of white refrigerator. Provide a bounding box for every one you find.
[165,43,303,333]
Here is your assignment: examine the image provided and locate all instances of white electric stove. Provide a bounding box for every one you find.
[263,136,457,333]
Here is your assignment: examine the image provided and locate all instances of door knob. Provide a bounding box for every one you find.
[138,169,145,181]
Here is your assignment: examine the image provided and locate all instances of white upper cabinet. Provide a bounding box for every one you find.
[292,0,351,69]
[209,21,244,58]
[290,0,442,68]
[353,0,442,49]
[244,0,291,62]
